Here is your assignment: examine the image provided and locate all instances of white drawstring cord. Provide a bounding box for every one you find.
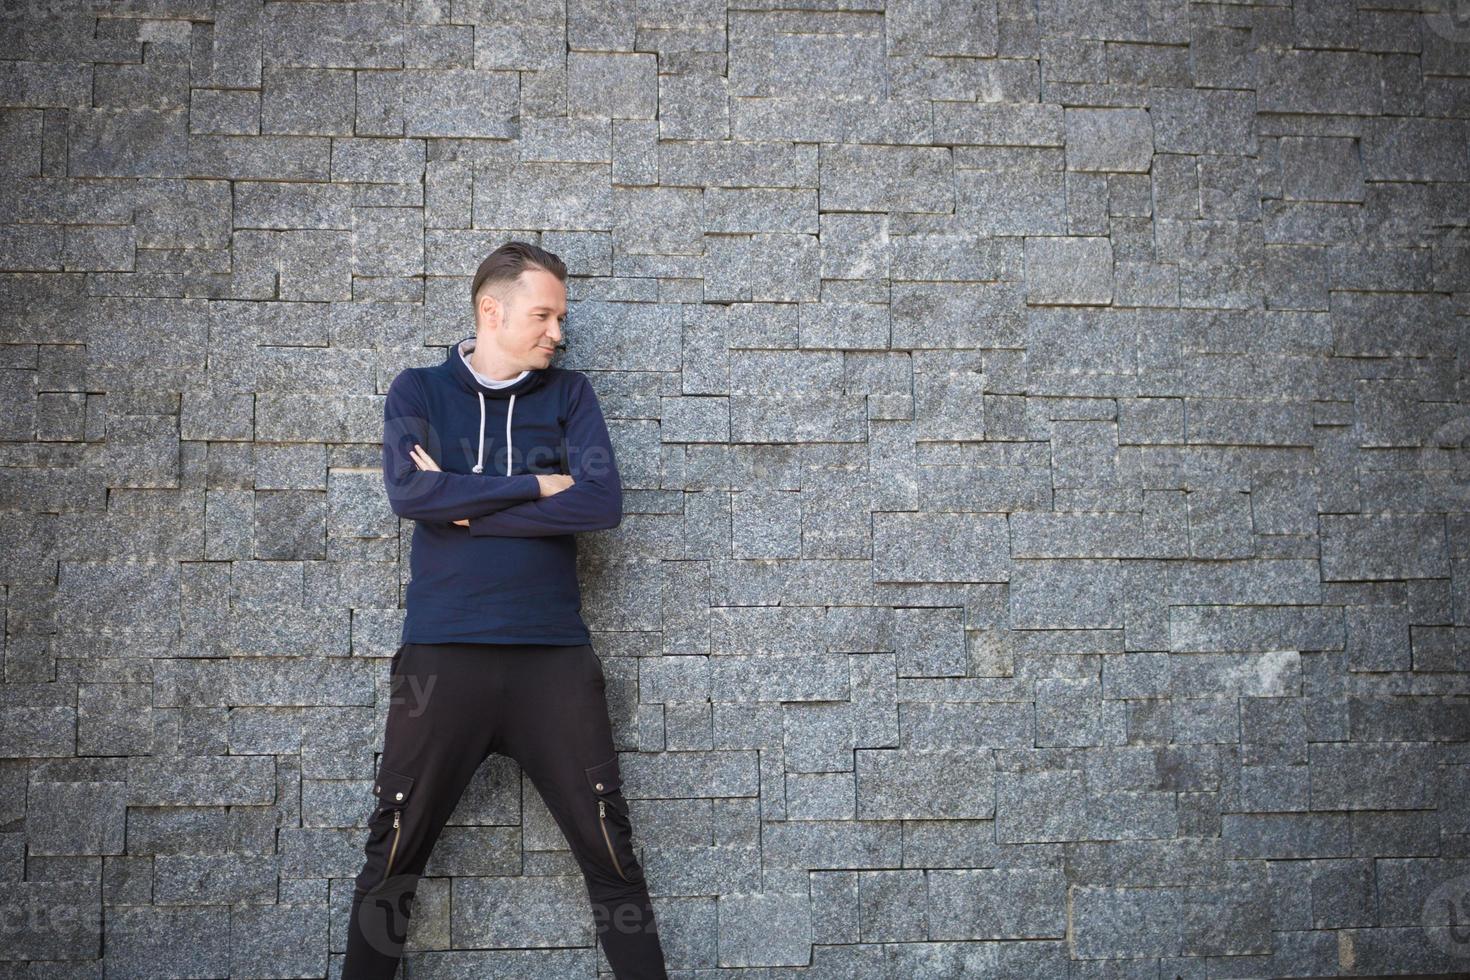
[470,389,516,476]
[505,394,515,476]
[472,392,485,473]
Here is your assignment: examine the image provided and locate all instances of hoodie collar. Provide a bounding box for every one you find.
[445,335,548,399]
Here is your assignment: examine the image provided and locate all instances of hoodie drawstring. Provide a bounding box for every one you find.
[470,390,515,476]
[472,392,485,473]
[505,394,515,476]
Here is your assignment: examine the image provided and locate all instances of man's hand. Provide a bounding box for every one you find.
[536,474,575,497]
[406,444,465,523]
[409,443,441,472]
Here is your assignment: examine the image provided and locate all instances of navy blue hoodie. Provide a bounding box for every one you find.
[382,335,622,646]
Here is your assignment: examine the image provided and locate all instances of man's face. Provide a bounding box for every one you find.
[481,268,566,370]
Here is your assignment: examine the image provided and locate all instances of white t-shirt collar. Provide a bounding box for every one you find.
[459,337,528,389]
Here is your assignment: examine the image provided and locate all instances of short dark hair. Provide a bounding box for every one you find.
[470,241,568,311]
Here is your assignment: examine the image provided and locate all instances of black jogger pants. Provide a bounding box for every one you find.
[342,641,669,979]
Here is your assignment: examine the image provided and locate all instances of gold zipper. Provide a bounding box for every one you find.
[598,799,630,882]
[384,809,402,878]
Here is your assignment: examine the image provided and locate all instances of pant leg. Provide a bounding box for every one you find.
[498,643,670,980]
[343,643,500,980]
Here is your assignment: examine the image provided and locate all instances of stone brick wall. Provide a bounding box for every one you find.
[3,1,1469,977]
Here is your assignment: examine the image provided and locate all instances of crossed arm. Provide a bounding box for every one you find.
[406,446,570,526]
[383,369,623,537]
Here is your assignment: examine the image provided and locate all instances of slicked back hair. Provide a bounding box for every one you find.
[469,241,568,316]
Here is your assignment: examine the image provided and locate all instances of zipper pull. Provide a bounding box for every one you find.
[598,799,605,818]
[393,811,400,829]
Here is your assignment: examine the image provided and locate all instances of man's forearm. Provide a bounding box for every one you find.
[388,468,542,522]
[383,371,547,522]
[465,479,621,536]
[453,371,623,537]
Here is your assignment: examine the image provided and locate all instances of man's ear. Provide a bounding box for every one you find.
[477,293,501,330]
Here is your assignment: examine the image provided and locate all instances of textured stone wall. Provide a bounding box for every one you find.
[2,1,1469,977]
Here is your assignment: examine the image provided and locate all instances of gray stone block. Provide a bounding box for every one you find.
[452,874,590,948]
[104,905,231,976]
[403,69,518,138]
[856,869,927,941]
[856,747,995,820]
[3,4,1466,972]
[996,770,1087,843]
[1321,513,1452,581]
[716,890,811,967]
[1025,235,1114,306]
[1222,813,1351,860]
[1309,741,1438,810]
[1064,108,1153,173]
[1069,885,1181,959]
[1309,857,1376,929]
[873,512,1009,584]
[261,67,354,136]
[928,868,1066,940]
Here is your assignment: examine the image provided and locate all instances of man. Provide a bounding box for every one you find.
[343,242,669,979]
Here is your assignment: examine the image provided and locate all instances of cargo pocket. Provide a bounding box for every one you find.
[584,754,641,883]
[371,765,415,884]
